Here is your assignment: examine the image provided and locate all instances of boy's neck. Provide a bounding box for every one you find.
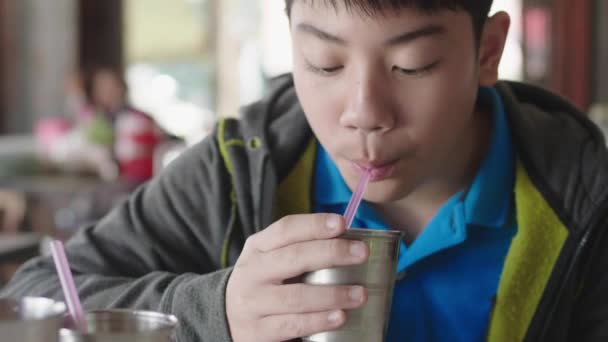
[372,106,493,245]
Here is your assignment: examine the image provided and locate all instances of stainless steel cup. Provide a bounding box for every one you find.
[0,296,66,342]
[303,228,403,342]
[59,309,178,342]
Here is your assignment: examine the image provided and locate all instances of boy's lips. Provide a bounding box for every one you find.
[351,160,397,181]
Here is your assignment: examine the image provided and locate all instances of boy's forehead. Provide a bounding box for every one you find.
[290,2,474,49]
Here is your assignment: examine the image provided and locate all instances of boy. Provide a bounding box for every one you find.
[3,0,608,341]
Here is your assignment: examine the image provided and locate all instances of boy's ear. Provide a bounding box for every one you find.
[478,11,511,86]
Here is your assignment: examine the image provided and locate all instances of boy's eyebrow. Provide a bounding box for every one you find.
[385,24,446,46]
[296,23,346,45]
[295,22,446,46]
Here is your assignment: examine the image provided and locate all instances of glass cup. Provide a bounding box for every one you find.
[59,309,178,342]
[302,228,403,342]
[0,296,66,342]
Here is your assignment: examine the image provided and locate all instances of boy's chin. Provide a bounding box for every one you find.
[363,181,413,204]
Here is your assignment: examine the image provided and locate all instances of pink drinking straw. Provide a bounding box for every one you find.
[343,169,372,229]
[50,240,87,332]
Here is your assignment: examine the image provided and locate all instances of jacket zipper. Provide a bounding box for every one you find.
[537,228,591,340]
[534,209,608,340]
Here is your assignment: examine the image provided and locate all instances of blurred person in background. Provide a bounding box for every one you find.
[81,66,133,120]
[37,67,166,183]
[79,66,166,183]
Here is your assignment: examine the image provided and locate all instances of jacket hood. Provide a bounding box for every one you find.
[236,74,312,182]
[496,81,608,235]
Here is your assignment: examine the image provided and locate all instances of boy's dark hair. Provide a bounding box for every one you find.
[285,0,494,44]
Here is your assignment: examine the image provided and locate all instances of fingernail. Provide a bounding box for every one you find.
[326,216,340,232]
[328,310,343,323]
[349,286,364,302]
[350,242,366,258]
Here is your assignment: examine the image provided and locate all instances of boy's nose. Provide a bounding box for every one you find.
[339,77,396,135]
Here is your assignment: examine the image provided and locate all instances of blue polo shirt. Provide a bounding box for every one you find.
[313,87,517,341]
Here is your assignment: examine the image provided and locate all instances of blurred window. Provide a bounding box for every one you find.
[124,0,216,142]
[491,0,524,81]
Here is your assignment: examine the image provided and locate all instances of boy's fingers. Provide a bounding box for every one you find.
[259,239,369,282]
[259,310,346,341]
[255,284,367,316]
[246,214,345,253]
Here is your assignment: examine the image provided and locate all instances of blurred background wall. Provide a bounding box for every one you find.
[0,0,605,137]
[0,0,606,184]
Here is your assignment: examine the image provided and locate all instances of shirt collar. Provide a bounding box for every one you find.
[462,86,514,228]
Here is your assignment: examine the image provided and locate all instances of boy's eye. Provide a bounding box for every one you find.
[393,61,440,76]
[305,61,343,76]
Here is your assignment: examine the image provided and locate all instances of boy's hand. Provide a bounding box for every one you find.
[225,214,369,342]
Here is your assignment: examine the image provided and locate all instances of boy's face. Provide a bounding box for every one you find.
[290,1,508,203]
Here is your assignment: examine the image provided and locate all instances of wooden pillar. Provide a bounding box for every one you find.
[0,0,77,133]
[79,0,124,72]
[522,0,593,110]
[551,0,592,110]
